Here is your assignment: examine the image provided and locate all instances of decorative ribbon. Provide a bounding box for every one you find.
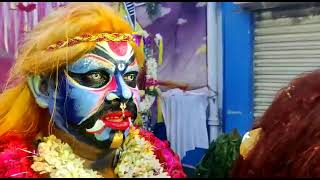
[155,33,163,65]
[132,34,142,46]
[37,2,46,22]
[157,96,163,123]
[9,3,16,57]
[32,2,38,28]
[23,3,28,32]
[2,2,9,54]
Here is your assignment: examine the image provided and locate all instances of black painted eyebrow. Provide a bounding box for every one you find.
[94,44,135,64]
[91,45,117,64]
[128,53,135,64]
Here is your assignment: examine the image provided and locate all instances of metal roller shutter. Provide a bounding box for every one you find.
[254,14,320,119]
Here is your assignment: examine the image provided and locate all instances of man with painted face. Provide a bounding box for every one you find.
[0,3,186,178]
[36,40,141,150]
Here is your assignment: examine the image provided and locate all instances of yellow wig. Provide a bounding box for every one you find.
[0,2,144,137]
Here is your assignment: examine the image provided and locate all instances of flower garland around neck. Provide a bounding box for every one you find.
[115,126,187,178]
[31,135,103,178]
[115,126,170,178]
[0,127,186,178]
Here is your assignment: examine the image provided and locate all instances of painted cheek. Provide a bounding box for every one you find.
[65,77,111,125]
[66,90,103,124]
[76,78,120,124]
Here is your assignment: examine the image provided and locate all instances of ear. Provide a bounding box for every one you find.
[27,75,50,108]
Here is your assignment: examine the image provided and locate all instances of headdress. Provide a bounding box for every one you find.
[47,32,143,51]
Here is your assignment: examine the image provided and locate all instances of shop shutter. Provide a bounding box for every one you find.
[254,14,320,118]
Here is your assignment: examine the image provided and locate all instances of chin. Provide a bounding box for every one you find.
[69,105,137,150]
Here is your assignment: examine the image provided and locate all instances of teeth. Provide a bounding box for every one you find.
[107,118,122,122]
[86,119,105,133]
[106,93,119,101]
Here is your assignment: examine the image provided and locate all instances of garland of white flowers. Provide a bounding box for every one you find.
[138,34,162,114]
[114,127,170,178]
[138,57,160,113]
[31,135,102,178]
[30,132,169,178]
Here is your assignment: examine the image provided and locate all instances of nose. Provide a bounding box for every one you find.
[106,71,132,101]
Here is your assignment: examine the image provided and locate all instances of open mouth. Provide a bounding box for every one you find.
[85,111,132,134]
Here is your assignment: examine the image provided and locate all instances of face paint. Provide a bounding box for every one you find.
[47,41,140,149]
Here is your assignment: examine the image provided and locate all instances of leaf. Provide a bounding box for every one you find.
[195,129,242,178]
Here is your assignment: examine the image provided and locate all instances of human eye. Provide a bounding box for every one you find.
[123,71,138,88]
[87,72,102,81]
[68,70,111,88]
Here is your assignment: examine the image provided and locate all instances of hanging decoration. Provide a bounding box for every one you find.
[16,3,36,13]
[15,3,37,34]
[137,32,164,130]
[9,2,17,10]
[154,33,163,65]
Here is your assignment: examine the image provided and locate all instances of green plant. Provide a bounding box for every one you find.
[195,129,242,178]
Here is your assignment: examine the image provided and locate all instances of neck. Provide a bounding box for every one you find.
[51,126,117,177]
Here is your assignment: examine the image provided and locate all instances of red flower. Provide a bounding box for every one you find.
[0,133,40,178]
[138,128,187,178]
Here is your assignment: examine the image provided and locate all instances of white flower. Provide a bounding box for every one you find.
[114,129,170,178]
[31,135,103,178]
[139,95,156,113]
[138,53,161,113]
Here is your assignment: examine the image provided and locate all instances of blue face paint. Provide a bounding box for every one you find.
[69,55,116,74]
[45,42,140,149]
[94,128,112,141]
[113,70,133,100]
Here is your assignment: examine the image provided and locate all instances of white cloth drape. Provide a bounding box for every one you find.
[0,2,70,58]
[160,88,209,159]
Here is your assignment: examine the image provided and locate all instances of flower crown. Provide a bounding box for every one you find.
[47,32,143,51]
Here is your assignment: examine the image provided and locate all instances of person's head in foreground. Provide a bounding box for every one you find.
[0,2,186,178]
[232,69,320,177]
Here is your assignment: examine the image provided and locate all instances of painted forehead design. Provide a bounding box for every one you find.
[92,41,135,65]
[68,41,137,74]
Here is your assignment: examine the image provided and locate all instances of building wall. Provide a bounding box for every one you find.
[221,2,254,135]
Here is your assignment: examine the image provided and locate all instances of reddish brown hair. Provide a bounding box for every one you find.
[232,69,320,177]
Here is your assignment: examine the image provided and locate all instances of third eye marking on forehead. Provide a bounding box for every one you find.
[94,43,135,65]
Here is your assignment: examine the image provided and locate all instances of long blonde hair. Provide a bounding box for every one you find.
[0,2,144,137]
